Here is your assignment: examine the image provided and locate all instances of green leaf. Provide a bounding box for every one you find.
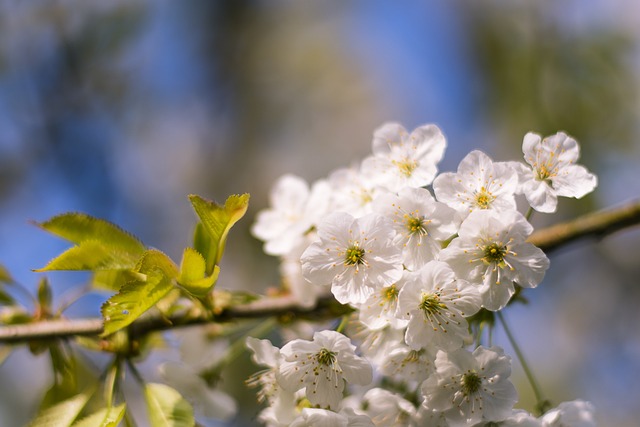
[35,241,141,272]
[27,391,91,427]
[35,213,145,254]
[144,383,194,427]
[0,306,31,324]
[188,194,249,274]
[178,248,220,296]
[33,213,146,275]
[71,403,126,427]
[0,264,13,284]
[137,249,179,278]
[192,222,211,268]
[101,250,178,336]
[0,288,14,305]
[37,277,52,313]
[37,346,97,410]
[0,346,12,367]
[92,270,144,292]
[0,264,15,305]
[101,272,171,336]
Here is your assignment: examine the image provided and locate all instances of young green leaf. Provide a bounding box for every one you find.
[35,241,141,272]
[92,269,145,292]
[101,250,178,336]
[27,391,91,427]
[34,213,145,254]
[137,249,180,278]
[71,403,126,427]
[37,346,98,411]
[37,277,52,315]
[0,264,15,305]
[192,222,212,269]
[0,263,13,284]
[144,383,195,427]
[188,193,249,274]
[0,288,14,305]
[0,346,12,367]
[101,270,173,337]
[177,247,220,296]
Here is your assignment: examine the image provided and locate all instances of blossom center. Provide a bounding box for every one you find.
[419,292,446,315]
[405,215,428,236]
[474,186,495,209]
[381,284,399,303]
[406,349,422,363]
[461,371,482,395]
[532,146,562,182]
[358,188,373,205]
[344,245,366,266]
[483,242,507,264]
[316,348,337,366]
[392,158,418,177]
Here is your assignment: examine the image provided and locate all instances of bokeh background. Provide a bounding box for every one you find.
[1,1,639,426]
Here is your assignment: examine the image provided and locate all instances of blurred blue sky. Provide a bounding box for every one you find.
[1,1,639,426]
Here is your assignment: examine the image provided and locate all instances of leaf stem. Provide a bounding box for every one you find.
[496,310,549,415]
[104,357,121,408]
[56,283,92,316]
[126,358,145,386]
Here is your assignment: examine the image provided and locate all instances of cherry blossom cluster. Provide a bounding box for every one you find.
[249,122,598,426]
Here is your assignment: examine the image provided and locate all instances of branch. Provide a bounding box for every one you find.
[0,293,347,344]
[527,199,640,253]
[1,200,639,345]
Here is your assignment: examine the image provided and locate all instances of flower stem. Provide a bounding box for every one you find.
[496,311,549,415]
[126,358,145,386]
[223,317,277,365]
[488,322,493,347]
[201,317,277,386]
[525,207,535,221]
[335,314,350,334]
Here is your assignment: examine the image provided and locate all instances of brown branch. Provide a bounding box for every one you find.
[0,293,346,344]
[527,199,640,253]
[1,200,639,345]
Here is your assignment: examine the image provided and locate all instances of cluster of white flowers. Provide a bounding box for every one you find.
[249,123,598,426]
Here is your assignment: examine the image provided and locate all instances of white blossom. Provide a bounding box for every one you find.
[397,261,481,350]
[247,337,300,426]
[511,132,597,213]
[372,187,459,270]
[356,273,407,330]
[290,407,374,427]
[379,341,437,384]
[277,330,373,409]
[433,150,518,218]
[415,407,451,427]
[362,388,417,427]
[280,235,330,308]
[440,210,549,311]
[348,322,405,369]
[301,212,404,305]
[329,163,390,218]
[472,409,542,426]
[361,122,446,192]
[252,174,331,256]
[158,329,237,421]
[541,400,596,427]
[421,347,518,426]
